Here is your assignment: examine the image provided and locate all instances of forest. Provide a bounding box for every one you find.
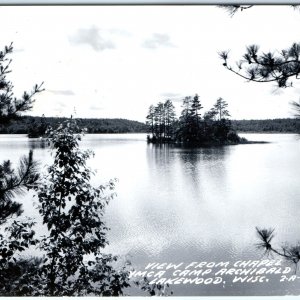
[0,116,147,136]
[231,118,300,133]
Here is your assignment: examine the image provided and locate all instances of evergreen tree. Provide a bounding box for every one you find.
[146,105,155,137]
[0,43,43,295]
[0,43,43,219]
[190,94,203,124]
[203,108,218,122]
[178,95,204,143]
[213,97,230,121]
[164,99,176,140]
[212,97,231,142]
[0,42,43,236]
[178,96,193,142]
[180,96,192,124]
[153,102,165,140]
[190,94,203,141]
[0,43,43,124]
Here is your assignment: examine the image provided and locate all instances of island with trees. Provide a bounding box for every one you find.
[146,95,247,146]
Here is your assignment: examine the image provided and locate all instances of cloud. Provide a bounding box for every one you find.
[69,26,115,51]
[142,33,175,49]
[48,89,75,96]
[108,28,131,37]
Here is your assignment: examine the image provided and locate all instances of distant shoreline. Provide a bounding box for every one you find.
[0,116,299,135]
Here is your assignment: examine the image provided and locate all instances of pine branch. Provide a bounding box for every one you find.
[0,150,40,202]
[0,43,44,124]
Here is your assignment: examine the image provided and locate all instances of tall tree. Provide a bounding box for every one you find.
[191,94,203,128]
[203,108,218,122]
[213,97,230,121]
[153,102,165,140]
[164,99,176,139]
[146,105,155,136]
[180,96,192,124]
[178,95,204,143]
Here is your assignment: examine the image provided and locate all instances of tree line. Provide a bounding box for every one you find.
[232,118,300,133]
[1,115,299,137]
[146,96,244,145]
[0,116,147,137]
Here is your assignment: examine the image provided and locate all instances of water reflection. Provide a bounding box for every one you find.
[146,144,231,199]
[1,133,300,296]
[28,138,48,149]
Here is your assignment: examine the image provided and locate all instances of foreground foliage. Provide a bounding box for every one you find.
[0,43,166,296]
[0,42,42,294]
[32,120,131,296]
[1,120,132,296]
[256,227,300,268]
[0,43,44,125]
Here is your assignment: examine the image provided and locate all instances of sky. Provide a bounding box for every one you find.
[1,5,300,122]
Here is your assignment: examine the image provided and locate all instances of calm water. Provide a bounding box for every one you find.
[1,133,300,296]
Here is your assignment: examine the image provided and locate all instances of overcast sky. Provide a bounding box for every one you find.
[1,5,300,122]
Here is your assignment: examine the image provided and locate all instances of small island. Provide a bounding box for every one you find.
[146,95,247,146]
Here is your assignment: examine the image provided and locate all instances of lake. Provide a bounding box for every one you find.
[1,133,300,296]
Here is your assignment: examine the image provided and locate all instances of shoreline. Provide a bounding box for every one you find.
[0,131,299,135]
